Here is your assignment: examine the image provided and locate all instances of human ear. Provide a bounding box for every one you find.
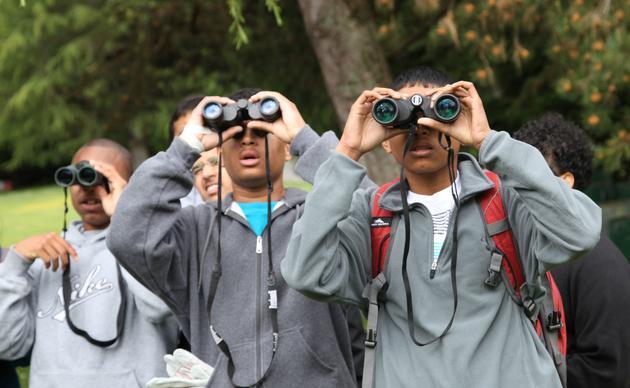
[559,171,575,189]
[382,140,392,154]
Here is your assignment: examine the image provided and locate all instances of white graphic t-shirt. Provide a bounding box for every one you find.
[407,176,461,276]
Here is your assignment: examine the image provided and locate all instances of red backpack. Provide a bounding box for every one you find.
[362,171,567,388]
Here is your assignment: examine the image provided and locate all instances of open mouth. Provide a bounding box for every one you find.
[410,142,434,157]
[239,149,261,167]
[205,183,219,197]
[80,197,102,211]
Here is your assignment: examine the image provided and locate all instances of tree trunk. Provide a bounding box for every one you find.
[129,128,149,169]
[297,0,399,183]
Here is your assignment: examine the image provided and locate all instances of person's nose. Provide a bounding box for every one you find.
[80,184,97,194]
[240,127,257,146]
[202,163,216,179]
[418,124,431,135]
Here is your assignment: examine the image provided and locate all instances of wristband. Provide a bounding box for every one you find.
[179,123,213,153]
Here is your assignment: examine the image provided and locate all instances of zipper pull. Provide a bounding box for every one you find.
[430,259,438,279]
[256,236,263,254]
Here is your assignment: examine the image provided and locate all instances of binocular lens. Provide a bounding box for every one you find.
[78,166,98,185]
[434,95,460,121]
[203,102,223,121]
[260,98,280,117]
[55,167,75,187]
[373,99,398,124]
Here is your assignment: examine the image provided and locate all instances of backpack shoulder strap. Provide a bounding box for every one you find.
[370,178,399,278]
[479,171,526,295]
[363,178,398,388]
[480,172,567,387]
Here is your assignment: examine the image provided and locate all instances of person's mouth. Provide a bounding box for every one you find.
[410,141,434,157]
[205,183,219,197]
[80,197,103,212]
[239,149,261,167]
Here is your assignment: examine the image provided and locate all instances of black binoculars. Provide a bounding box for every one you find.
[202,97,281,133]
[372,94,460,128]
[54,161,108,190]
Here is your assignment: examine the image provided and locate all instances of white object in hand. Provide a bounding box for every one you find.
[146,348,214,388]
[179,123,213,154]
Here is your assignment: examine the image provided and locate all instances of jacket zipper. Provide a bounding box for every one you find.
[430,259,439,279]
[255,235,263,381]
[256,235,263,254]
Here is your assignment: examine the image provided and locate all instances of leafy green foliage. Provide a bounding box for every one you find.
[373,0,630,178]
[0,0,627,182]
[0,0,334,184]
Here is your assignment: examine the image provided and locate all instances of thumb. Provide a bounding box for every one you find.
[382,128,408,141]
[219,125,244,143]
[417,117,451,136]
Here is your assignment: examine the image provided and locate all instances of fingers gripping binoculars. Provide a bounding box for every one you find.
[54,161,108,190]
[372,94,461,128]
[202,97,281,133]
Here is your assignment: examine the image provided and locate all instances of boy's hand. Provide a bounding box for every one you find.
[91,161,127,216]
[417,81,490,149]
[180,96,244,152]
[337,88,407,161]
[14,233,79,271]
[247,91,306,144]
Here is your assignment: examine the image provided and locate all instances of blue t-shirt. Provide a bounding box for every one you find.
[237,202,278,237]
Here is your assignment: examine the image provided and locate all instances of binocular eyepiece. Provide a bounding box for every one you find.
[54,161,107,190]
[372,94,460,128]
[202,97,281,133]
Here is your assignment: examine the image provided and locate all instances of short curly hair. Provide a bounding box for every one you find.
[389,66,454,90]
[513,112,593,191]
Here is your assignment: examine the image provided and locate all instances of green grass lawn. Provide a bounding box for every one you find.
[0,185,79,388]
[0,181,311,246]
[0,185,79,246]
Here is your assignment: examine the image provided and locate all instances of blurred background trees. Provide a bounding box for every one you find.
[0,0,334,179]
[373,0,629,180]
[1,0,628,182]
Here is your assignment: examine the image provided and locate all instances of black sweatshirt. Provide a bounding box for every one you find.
[551,235,630,388]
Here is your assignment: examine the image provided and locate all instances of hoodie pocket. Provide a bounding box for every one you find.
[31,369,140,388]
[266,327,338,387]
[208,327,341,388]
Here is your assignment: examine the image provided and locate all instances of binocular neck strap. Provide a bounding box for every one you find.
[264,135,279,355]
[205,134,280,387]
[63,187,69,235]
[264,136,276,283]
[216,131,224,286]
[62,260,128,347]
[437,133,460,206]
[437,132,451,150]
[398,128,459,346]
[60,187,128,347]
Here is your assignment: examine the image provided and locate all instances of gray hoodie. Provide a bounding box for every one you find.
[281,130,602,387]
[0,221,179,388]
[107,127,360,387]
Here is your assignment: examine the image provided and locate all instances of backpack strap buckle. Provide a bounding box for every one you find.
[365,328,377,348]
[361,273,388,387]
[484,251,503,288]
[522,296,538,319]
[547,311,563,331]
